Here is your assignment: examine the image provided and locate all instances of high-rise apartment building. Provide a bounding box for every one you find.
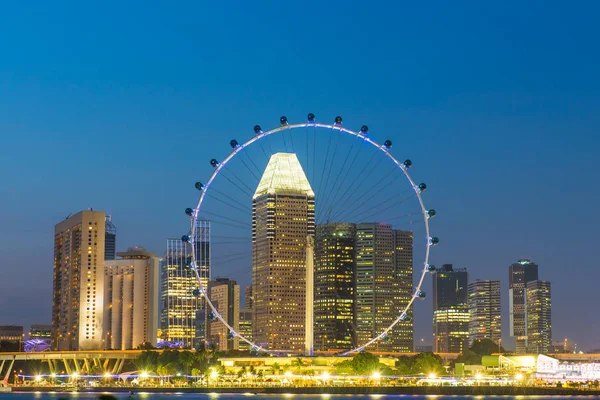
[104,215,117,260]
[468,280,501,346]
[433,264,469,353]
[104,247,160,350]
[208,278,240,351]
[252,153,315,352]
[509,259,539,353]
[160,220,210,348]
[526,280,552,354]
[355,223,413,352]
[314,222,356,351]
[53,210,106,350]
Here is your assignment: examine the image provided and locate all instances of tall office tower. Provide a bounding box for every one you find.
[526,280,552,354]
[252,153,315,352]
[509,258,539,353]
[314,222,356,351]
[433,264,469,353]
[160,220,210,349]
[355,223,413,352]
[208,278,240,351]
[103,247,160,350]
[468,280,501,346]
[245,286,253,309]
[238,309,253,351]
[392,229,414,352]
[104,215,117,260]
[53,210,106,350]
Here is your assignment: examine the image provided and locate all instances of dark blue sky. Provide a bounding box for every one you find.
[1,1,599,351]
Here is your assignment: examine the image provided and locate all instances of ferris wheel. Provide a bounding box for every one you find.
[181,114,438,356]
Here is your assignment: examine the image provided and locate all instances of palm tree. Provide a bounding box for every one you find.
[269,362,281,375]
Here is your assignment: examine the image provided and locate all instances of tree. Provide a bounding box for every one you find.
[454,339,506,366]
[133,350,158,373]
[395,356,415,375]
[412,352,445,375]
[351,352,382,374]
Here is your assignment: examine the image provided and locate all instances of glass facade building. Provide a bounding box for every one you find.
[433,264,469,353]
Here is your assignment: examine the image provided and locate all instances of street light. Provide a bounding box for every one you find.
[140,371,149,379]
[321,372,330,381]
[372,372,381,380]
[428,373,436,379]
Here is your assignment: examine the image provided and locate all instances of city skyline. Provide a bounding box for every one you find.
[1,2,599,351]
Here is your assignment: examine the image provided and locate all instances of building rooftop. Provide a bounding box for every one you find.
[254,153,314,198]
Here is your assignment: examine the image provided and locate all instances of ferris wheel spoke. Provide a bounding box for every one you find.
[316,126,335,202]
[323,147,380,222]
[207,192,252,214]
[317,136,359,222]
[220,170,254,198]
[239,155,260,182]
[353,193,417,223]
[200,211,251,228]
[242,150,263,177]
[315,128,341,221]
[332,181,410,223]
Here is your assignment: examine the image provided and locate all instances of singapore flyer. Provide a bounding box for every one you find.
[183,114,437,357]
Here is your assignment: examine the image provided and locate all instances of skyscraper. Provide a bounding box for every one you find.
[104,215,117,261]
[245,286,253,310]
[433,264,469,353]
[314,222,356,351]
[53,210,106,350]
[468,280,501,346]
[392,229,414,352]
[252,153,315,352]
[160,220,210,348]
[208,278,240,351]
[238,309,253,351]
[509,258,539,353]
[355,223,413,352]
[104,247,160,350]
[526,280,552,354]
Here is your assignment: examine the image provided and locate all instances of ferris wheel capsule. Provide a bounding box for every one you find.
[181,235,190,243]
[280,116,288,126]
[430,237,440,246]
[192,288,201,296]
[208,312,217,321]
[253,125,262,134]
[227,331,235,340]
[427,209,436,219]
[426,264,436,273]
[417,290,426,299]
[400,312,412,322]
[230,139,239,149]
[418,183,427,193]
[384,140,392,149]
[360,125,369,135]
[334,116,343,125]
[210,159,219,168]
[307,113,315,122]
[185,208,193,217]
[403,159,412,169]
[195,182,204,191]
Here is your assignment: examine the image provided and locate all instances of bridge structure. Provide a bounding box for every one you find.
[0,350,141,385]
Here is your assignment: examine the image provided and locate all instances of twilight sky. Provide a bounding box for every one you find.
[1,1,599,351]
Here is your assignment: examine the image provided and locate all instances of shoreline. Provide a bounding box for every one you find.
[11,386,600,396]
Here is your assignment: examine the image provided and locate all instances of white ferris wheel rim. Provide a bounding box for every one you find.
[188,120,434,356]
